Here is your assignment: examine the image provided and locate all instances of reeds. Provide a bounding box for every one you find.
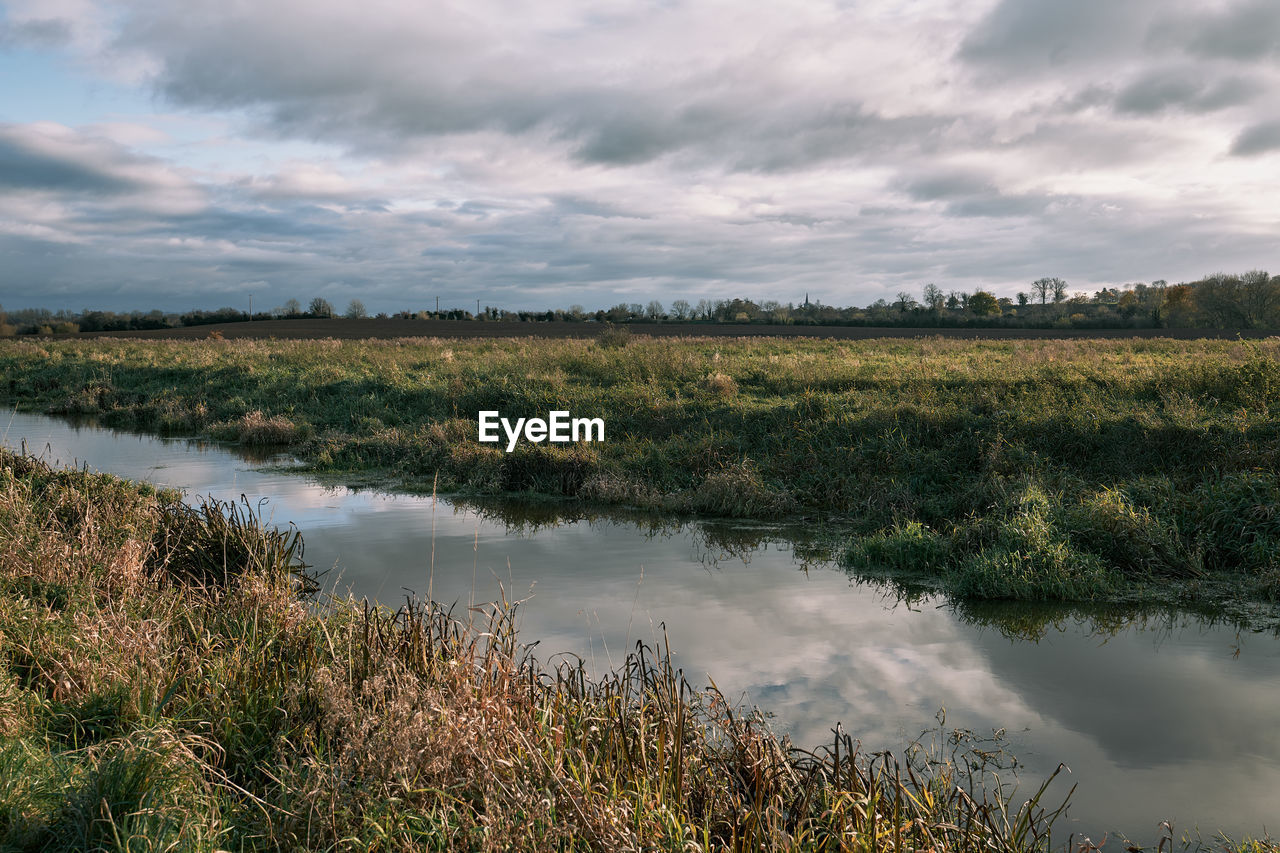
[0,448,1099,851]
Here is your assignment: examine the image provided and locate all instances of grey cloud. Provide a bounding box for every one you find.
[0,17,73,48]
[948,193,1051,219]
[723,109,952,174]
[1182,0,1280,60]
[1230,120,1280,156]
[1114,71,1258,115]
[0,129,143,195]
[959,0,1162,70]
[551,195,646,220]
[572,113,686,166]
[110,3,949,173]
[899,169,996,201]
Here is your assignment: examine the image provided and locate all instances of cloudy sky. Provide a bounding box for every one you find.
[1,0,1278,313]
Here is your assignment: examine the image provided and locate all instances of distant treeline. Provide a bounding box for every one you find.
[2,271,1277,336]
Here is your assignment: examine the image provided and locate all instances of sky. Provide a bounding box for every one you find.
[0,0,1278,314]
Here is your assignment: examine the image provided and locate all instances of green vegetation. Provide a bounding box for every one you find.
[3,268,1278,332]
[1,334,1278,605]
[1,449,1094,851]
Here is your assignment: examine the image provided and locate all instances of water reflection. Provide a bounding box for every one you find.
[2,407,1278,843]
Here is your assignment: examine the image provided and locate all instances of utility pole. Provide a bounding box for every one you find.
[436,296,439,315]
[477,298,481,318]
[249,293,253,321]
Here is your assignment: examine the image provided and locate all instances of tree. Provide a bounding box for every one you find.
[670,299,691,320]
[645,300,664,320]
[309,297,335,318]
[895,291,918,312]
[922,283,945,312]
[945,292,962,310]
[968,290,1002,316]
[1164,284,1196,326]
[345,299,367,319]
[1052,278,1068,303]
[1017,292,1029,306]
[1240,269,1279,327]
[283,298,302,317]
[1031,278,1052,304]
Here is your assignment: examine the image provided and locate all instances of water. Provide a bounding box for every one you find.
[4,407,1278,843]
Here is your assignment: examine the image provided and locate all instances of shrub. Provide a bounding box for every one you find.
[700,371,738,396]
[844,521,950,573]
[236,410,299,445]
[1060,487,1200,578]
[594,323,631,349]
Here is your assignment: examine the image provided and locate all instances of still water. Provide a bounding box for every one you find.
[3,407,1278,843]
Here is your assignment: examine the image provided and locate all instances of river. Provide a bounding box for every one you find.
[3,406,1277,843]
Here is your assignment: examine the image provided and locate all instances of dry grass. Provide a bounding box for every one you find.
[236,409,299,445]
[700,371,738,396]
[0,448,1106,852]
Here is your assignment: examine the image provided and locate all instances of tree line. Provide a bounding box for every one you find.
[1,270,1276,336]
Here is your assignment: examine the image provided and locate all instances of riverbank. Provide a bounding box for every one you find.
[0,448,1102,851]
[1,335,1278,606]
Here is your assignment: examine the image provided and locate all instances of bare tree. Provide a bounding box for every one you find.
[670,299,691,320]
[922,283,945,312]
[645,299,664,319]
[308,297,334,318]
[345,299,367,319]
[1240,269,1279,327]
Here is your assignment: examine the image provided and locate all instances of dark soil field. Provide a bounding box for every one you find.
[87,317,1280,341]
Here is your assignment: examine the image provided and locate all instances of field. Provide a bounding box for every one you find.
[81,317,1278,342]
[1,334,1279,608]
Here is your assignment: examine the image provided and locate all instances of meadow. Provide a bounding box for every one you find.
[1,333,1278,606]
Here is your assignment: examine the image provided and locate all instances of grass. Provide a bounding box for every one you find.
[0,448,1119,852]
[0,334,1278,606]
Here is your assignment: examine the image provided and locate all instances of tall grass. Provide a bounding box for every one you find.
[4,451,1278,851]
[0,335,1278,603]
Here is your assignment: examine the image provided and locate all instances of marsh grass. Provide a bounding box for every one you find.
[0,448,1099,852]
[1,335,1278,603]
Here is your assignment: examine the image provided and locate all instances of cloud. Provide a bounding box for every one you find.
[1180,0,1280,61]
[1,0,1278,312]
[0,17,73,48]
[958,0,1165,71]
[1230,120,1280,156]
[0,127,141,195]
[1113,70,1258,115]
[899,168,997,202]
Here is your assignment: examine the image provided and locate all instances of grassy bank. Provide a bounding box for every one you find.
[1,335,1278,605]
[0,449,1099,851]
